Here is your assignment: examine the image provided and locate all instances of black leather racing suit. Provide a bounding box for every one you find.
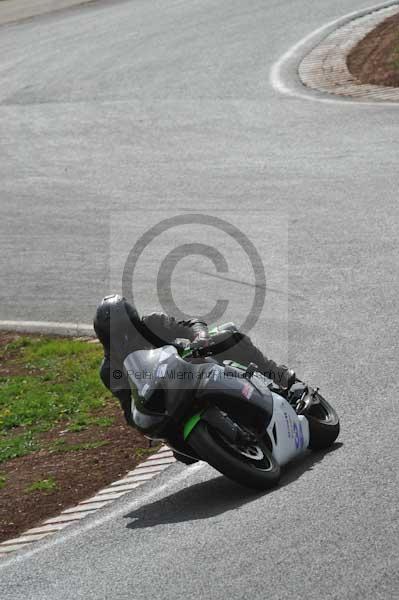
[99,313,294,426]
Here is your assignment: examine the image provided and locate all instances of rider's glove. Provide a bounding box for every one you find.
[190,335,212,357]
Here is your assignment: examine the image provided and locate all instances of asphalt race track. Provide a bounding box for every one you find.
[1,1,398,598]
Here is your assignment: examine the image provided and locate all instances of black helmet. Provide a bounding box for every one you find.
[93,294,141,354]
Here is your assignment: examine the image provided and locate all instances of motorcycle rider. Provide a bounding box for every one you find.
[94,294,297,432]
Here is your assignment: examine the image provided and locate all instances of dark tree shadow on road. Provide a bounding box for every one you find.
[124,443,342,530]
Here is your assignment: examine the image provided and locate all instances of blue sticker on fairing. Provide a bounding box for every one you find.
[293,422,304,449]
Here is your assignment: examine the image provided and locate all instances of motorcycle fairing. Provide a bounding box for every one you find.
[266,393,310,465]
[123,346,213,436]
[194,363,275,434]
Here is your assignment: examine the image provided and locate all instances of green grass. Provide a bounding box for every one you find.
[133,446,160,460]
[67,415,114,432]
[0,474,6,490]
[0,431,39,462]
[50,439,108,453]
[25,478,57,493]
[0,336,108,463]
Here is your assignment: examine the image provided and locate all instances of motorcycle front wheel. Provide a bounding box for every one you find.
[188,421,281,490]
[307,392,340,450]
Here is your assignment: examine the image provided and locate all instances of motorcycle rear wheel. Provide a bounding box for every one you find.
[188,421,281,490]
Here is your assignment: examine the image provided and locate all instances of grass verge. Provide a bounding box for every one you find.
[0,332,160,543]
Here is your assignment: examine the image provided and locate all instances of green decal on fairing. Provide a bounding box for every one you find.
[208,326,218,336]
[181,347,193,359]
[183,412,203,440]
[230,361,247,370]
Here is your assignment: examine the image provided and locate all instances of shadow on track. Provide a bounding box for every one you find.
[124,443,342,530]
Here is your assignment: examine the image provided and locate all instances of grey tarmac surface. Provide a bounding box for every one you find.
[0,1,398,599]
[0,0,96,26]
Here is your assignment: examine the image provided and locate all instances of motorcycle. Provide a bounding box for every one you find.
[123,334,340,490]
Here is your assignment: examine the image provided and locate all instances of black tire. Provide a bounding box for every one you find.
[307,392,340,450]
[188,421,281,490]
[172,451,198,465]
